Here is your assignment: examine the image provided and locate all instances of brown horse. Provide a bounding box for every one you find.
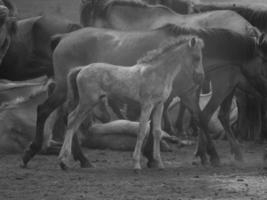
[58,36,204,170]
[79,0,259,37]
[21,24,267,168]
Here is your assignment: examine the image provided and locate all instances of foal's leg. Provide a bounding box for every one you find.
[21,87,66,167]
[133,103,153,170]
[218,91,244,162]
[150,102,164,169]
[59,103,91,169]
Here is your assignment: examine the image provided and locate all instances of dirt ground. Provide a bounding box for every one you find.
[1,0,267,200]
[0,141,267,200]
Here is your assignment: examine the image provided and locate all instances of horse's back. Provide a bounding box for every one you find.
[52,27,161,82]
[186,10,257,36]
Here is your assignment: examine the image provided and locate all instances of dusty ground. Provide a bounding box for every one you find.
[0,141,267,200]
[1,0,267,200]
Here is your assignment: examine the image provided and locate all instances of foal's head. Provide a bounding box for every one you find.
[138,36,205,83]
[178,36,205,84]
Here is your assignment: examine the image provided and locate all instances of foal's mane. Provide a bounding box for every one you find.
[158,24,258,62]
[137,36,194,65]
[193,3,267,31]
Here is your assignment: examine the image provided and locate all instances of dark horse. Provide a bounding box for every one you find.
[190,2,267,141]
[0,0,17,64]
[0,15,81,81]
[22,24,267,168]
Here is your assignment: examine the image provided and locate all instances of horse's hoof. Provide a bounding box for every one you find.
[147,160,164,169]
[134,168,141,174]
[195,151,208,166]
[59,161,68,171]
[234,153,244,163]
[21,151,32,167]
[19,161,27,169]
[210,157,221,167]
[80,160,94,168]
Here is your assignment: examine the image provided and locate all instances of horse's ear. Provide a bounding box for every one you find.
[189,37,197,48]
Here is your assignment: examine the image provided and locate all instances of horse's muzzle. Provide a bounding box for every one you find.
[193,72,204,84]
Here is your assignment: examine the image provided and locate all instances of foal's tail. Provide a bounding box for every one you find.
[67,67,83,108]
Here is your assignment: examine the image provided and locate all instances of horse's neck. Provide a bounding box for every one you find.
[148,53,183,79]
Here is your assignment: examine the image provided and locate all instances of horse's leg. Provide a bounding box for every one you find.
[175,102,187,136]
[108,98,126,119]
[180,88,209,165]
[59,103,91,170]
[163,97,176,135]
[235,91,249,140]
[72,133,93,168]
[218,91,244,162]
[61,97,92,168]
[133,103,153,170]
[149,102,164,169]
[201,81,242,166]
[21,87,65,167]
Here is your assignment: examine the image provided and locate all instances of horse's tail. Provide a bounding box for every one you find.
[0,78,54,111]
[80,0,94,27]
[80,0,105,27]
[67,67,83,108]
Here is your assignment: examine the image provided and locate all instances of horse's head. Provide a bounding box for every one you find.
[183,36,205,84]
[0,0,17,64]
[241,33,267,96]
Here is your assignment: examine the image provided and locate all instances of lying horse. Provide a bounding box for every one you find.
[79,0,259,37]
[22,24,267,168]
[82,120,178,151]
[0,15,81,80]
[58,36,204,170]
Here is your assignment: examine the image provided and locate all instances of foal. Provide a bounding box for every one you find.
[58,36,204,170]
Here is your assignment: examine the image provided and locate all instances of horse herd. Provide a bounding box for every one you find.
[0,0,267,171]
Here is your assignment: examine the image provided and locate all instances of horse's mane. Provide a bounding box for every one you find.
[157,24,258,62]
[104,0,149,9]
[158,0,191,14]
[193,4,267,31]
[137,36,195,64]
[80,0,174,26]
[80,0,148,26]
